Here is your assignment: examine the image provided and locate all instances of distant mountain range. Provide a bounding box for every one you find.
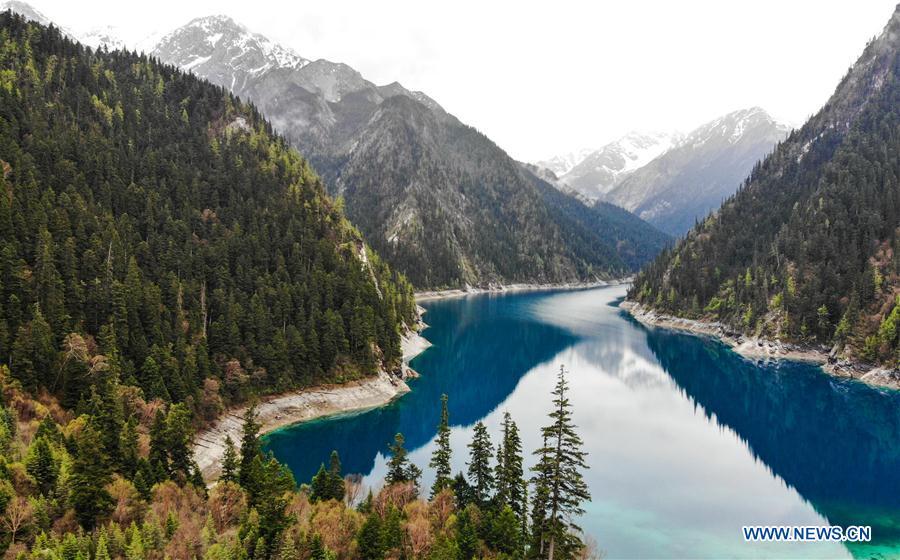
[542,132,681,200]
[537,109,789,236]
[630,5,900,370]
[23,9,666,289]
[2,3,673,289]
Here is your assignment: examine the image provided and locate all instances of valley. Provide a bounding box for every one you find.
[0,2,895,560]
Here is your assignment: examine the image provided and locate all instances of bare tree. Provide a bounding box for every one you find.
[343,474,364,508]
[1,496,33,544]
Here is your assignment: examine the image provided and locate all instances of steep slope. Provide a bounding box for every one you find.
[629,6,900,369]
[607,108,790,235]
[556,131,681,201]
[527,173,672,271]
[152,16,667,288]
[0,12,416,408]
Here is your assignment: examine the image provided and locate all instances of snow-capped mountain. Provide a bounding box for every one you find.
[555,131,682,200]
[606,107,791,235]
[149,13,668,288]
[153,15,310,93]
[79,26,128,51]
[0,0,72,37]
[535,149,595,178]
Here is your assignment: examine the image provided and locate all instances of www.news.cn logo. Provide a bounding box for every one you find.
[743,526,872,542]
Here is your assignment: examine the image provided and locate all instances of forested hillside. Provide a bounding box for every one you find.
[152,15,668,289]
[629,6,900,367]
[0,12,416,412]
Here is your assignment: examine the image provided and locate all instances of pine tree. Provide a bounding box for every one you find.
[467,421,493,504]
[120,417,140,478]
[165,403,194,479]
[239,406,262,491]
[25,435,58,496]
[69,423,113,529]
[220,435,239,483]
[385,433,421,491]
[429,394,452,498]
[531,366,590,560]
[327,450,345,502]
[148,409,169,480]
[497,411,527,548]
[357,513,384,560]
[310,463,331,502]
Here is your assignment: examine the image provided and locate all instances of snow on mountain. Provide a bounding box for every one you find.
[535,148,596,178]
[79,26,128,51]
[153,15,309,93]
[0,0,73,37]
[606,107,791,235]
[552,131,682,201]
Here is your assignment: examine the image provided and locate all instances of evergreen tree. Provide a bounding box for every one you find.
[239,406,263,491]
[165,403,194,479]
[451,472,476,510]
[385,433,421,491]
[327,450,345,502]
[220,435,239,483]
[531,366,590,559]
[69,423,113,529]
[148,409,169,480]
[467,421,494,504]
[120,417,140,478]
[357,513,384,560]
[496,410,527,549]
[429,394,452,498]
[25,435,58,496]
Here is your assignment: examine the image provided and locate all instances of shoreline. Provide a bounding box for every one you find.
[621,300,900,391]
[415,278,631,302]
[193,324,432,482]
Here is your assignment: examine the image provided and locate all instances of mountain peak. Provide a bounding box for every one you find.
[0,0,72,37]
[153,15,309,83]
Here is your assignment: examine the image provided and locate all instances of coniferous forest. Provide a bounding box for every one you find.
[1,1,897,558]
[630,9,900,368]
[0,13,416,409]
[0,13,598,560]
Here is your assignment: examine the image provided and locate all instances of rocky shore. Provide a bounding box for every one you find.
[415,278,631,302]
[621,300,900,391]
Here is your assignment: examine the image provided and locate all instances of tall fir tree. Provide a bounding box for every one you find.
[220,435,239,483]
[69,423,113,529]
[530,366,590,560]
[239,406,262,491]
[385,433,422,491]
[467,421,494,505]
[429,394,452,498]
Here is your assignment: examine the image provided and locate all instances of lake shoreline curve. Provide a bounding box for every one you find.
[193,319,432,482]
[621,300,900,391]
[415,278,632,302]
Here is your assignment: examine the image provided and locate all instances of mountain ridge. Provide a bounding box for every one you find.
[628,5,900,371]
[146,12,669,288]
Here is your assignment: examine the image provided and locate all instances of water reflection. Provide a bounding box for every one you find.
[265,286,899,558]
[638,321,900,556]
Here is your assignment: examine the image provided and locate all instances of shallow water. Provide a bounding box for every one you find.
[264,286,900,558]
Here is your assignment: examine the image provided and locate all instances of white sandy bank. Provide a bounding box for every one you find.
[193,327,431,482]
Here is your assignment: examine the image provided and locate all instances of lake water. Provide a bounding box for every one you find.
[264,286,900,558]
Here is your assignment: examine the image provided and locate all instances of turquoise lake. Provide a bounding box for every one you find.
[264,286,900,558]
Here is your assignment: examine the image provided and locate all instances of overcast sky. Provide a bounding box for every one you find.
[20,0,899,161]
